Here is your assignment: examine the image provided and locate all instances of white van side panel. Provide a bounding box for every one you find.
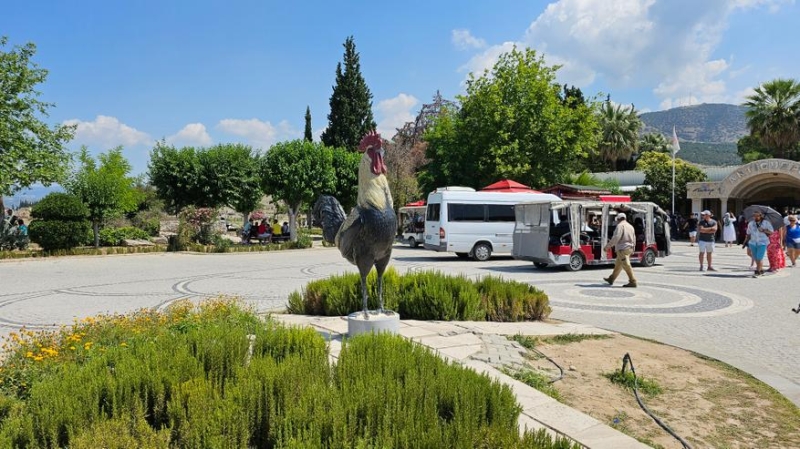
[423,190,561,255]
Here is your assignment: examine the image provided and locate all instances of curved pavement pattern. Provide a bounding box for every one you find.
[1,242,798,406]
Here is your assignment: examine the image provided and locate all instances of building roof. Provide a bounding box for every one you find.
[592,165,740,188]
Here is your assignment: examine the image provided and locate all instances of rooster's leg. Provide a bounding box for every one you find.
[375,254,391,314]
[360,273,369,319]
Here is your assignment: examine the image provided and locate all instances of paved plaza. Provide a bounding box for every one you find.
[1,241,799,409]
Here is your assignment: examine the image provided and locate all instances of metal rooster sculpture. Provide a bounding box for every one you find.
[313,131,397,318]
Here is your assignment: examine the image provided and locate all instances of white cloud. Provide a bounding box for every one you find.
[458,41,519,81]
[166,123,212,147]
[376,93,419,139]
[63,115,152,148]
[514,0,793,109]
[452,29,487,50]
[216,118,300,149]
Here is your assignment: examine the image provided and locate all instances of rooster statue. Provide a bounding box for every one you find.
[313,131,397,318]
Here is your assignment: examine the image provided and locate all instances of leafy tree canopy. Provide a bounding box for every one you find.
[632,151,707,212]
[321,36,376,151]
[419,47,599,193]
[330,147,360,211]
[597,101,642,171]
[197,143,263,213]
[261,140,337,239]
[743,78,800,160]
[148,142,202,215]
[0,37,75,212]
[66,147,142,247]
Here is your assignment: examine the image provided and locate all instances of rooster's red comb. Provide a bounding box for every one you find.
[358,131,382,152]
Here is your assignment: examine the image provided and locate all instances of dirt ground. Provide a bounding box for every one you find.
[523,333,800,449]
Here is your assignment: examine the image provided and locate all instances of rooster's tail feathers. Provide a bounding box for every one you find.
[313,195,346,243]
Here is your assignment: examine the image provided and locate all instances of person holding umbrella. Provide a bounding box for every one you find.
[742,209,774,277]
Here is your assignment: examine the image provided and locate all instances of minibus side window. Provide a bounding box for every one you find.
[487,204,515,222]
[427,204,440,222]
[448,203,484,221]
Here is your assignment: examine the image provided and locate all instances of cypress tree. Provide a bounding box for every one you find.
[321,36,376,151]
[304,106,313,142]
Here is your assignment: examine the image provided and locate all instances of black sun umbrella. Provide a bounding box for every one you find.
[743,205,785,230]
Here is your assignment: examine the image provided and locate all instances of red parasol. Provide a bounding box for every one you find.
[481,179,541,193]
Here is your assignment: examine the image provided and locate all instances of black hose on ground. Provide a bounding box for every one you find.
[530,346,564,384]
[621,353,692,449]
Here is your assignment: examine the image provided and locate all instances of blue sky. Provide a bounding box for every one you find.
[2,0,799,203]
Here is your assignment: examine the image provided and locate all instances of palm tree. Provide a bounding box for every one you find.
[743,78,800,160]
[638,132,670,154]
[597,102,642,171]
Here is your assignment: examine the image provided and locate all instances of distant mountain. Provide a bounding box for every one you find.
[639,103,748,144]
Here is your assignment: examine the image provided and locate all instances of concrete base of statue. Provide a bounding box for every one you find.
[347,310,400,337]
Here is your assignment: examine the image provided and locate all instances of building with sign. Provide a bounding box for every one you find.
[686,159,800,217]
[594,158,800,217]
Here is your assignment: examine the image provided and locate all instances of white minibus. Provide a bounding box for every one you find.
[423,187,561,260]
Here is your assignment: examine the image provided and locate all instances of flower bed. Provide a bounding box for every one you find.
[0,300,574,448]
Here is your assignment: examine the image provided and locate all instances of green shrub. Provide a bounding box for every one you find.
[605,369,663,397]
[289,269,550,322]
[130,210,161,236]
[98,226,151,246]
[28,193,92,251]
[29,192,88,221]
[477,276,551,321]
[0,301,577,449]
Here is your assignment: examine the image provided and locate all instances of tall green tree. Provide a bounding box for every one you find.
[148,142,202,215]
[330,147,360,211]
[66,147,142,248]
[736,134,773,163]
[631,151,707,212]
[321,36,376,151]
[197,143,264,212]
[304,106,313,142]
[638,132,670,154]
[743,78,800,160]
[597,101,642,171]
[419,47,599,192]
[261,140,336,241]
[0,37,75,213]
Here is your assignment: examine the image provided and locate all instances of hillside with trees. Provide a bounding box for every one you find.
[640,103,748,143]
[639,103,748,166]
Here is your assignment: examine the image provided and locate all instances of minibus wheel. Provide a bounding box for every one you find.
[565,252,584,271]
[533,262,549,269]
[408,237,418,248]
[640,248,656,267]
[472,243,492,261]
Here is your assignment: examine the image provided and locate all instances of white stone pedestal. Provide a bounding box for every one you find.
[347,310,400,337]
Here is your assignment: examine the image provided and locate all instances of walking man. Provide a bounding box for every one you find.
[698,210,718,271]
[603,212,637,288]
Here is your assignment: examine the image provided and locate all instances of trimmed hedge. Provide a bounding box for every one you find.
[98,226,151,246]
[288,268,551,321]
[28,193,91,251]
[0,301,577,448]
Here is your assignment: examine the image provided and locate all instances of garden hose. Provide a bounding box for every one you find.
[621,353,692,449]
[530,346,564,384]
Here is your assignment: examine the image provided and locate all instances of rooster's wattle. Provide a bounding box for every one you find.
[313,131,397,317]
